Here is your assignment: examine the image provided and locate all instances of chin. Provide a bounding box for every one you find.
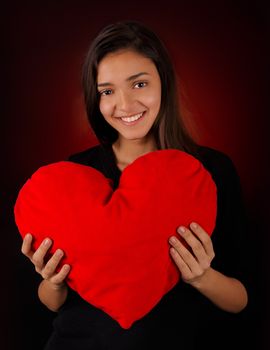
[118,127,154,140]
[120,132,150,141]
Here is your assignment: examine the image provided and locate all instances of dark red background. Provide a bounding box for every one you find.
[2,1,269,349]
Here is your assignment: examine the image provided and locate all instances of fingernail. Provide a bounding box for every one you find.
[44,239,51,246]
[191,222,198,229]
[177,226,185,234]
[55,249,63,257]
[169,236,177,244]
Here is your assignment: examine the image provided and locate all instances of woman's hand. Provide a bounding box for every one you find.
[169,222,215,286]
[169,222,248,312]
[21,233,71,311]
[21,233,70,289]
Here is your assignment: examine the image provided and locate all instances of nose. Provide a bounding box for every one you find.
[116,90,134,112]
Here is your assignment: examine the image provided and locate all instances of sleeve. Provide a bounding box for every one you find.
[209,152,252,294]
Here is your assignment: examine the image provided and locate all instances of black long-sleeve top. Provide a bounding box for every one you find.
[44,144,251,350]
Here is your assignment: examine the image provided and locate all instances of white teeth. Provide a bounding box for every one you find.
[120,112,143,122]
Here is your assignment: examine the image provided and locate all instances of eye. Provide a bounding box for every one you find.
[99,89,113,96]
[134,81,147,89]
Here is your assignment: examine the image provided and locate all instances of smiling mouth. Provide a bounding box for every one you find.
[116,112,145,125]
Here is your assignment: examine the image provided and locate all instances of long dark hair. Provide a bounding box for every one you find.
[82,20,198,155]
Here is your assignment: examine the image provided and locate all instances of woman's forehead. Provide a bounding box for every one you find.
[97,50,157,83]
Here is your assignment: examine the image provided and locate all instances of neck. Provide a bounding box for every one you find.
[112,135,157,166]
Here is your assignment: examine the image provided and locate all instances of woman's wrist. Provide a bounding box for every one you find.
[41,279,67,291]
[186,267,213,290]
[38,279,68,311]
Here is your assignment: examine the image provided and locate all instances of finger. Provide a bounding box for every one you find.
[50,264,71,285]
[21,233,34,258]
[177,226,206,261]
[169,236,201,273]
[41,249,64,280]
[32,238,52,271]
[170,247,193,280]
[189,222,215,258]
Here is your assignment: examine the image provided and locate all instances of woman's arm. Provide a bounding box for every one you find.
[188,266,248,313]
[21,233,71,311]
[169,222,248,313]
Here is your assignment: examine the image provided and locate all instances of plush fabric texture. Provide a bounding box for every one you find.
[14,149,217,329]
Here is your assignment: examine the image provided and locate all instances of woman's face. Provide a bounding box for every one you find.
[97,50,161,142]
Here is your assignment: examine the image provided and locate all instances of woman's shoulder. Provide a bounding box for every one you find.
[195,145,240,187]
[68,143,106,166]
[196,145,235,170]
[194,146,245,204]
[67,143,119,182]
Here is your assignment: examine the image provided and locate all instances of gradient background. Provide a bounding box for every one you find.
[2,1,270,349]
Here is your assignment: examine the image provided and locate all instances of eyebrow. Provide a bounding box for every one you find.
[97,72,150,88]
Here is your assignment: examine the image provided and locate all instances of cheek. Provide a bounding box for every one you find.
[99,100,113,119]
[142,82,161,112]
[144,91,161,113]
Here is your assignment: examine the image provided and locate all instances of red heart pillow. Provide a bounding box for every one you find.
[14,149,217,329]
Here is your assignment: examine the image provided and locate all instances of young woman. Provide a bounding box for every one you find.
[21,20,249,349]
